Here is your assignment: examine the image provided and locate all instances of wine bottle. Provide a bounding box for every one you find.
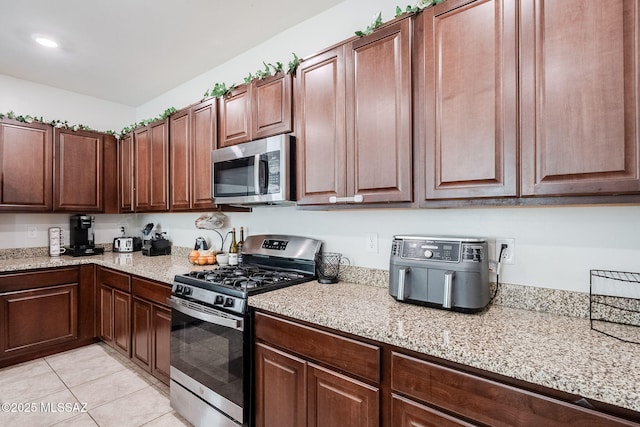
[237,227,245,265]
[229,227,239,266]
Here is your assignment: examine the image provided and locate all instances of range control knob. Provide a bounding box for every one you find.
[182,286,192,296]
[224,297,234,307]
[423,250,433,259]
[214,295,224,305]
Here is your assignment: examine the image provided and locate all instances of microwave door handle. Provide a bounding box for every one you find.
[253,154,269,195]
[397,267,410,301]
[443,271,454,309]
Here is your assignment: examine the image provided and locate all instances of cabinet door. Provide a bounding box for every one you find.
[420,0,517,200]
[218,84,251,147]
[152,304,171,384]
[134,120,169,212]
[520,0,640,196]
[0,284,78,357]
[346,19,413,203]
[119,133,134,213]
[295,46,348,205]
[252,73,293,139]
[255,343,306,427]
[0,119,53,211]
[308,364,379,427]
[99,285,114,344]
[103,134,119,214]
[54,129,103,211]
[170,108,191,211]
[191,99,217,210]
[113,289,131,357]
[132,297,152,370]
[391,395,476,427]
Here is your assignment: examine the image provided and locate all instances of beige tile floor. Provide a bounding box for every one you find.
[0,343,192,427]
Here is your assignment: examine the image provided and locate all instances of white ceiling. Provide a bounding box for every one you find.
[0,0,344,106]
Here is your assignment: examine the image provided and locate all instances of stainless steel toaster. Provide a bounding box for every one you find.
[113,237,142,253]
[389,235,490,313]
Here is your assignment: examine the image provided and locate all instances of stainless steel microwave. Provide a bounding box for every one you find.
[211,134,295,206]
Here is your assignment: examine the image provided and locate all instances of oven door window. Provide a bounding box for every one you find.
[171,308,244,407]
[214,155,269,197]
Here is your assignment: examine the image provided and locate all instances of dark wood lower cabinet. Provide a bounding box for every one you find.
[308,364,379,427]
[0,266,96,368]
[97,267,131,357]
[391,395,475,427]
[255,343,307,427]
[255,311,639,427]
[131,276,171,384]
[254,312,381,427]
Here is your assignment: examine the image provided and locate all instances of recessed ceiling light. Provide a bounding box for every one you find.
[33,35,59,48]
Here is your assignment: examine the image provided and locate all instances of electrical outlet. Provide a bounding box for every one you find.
[365,232,378,253]
[27,226,37,238]
[495,238,515,264]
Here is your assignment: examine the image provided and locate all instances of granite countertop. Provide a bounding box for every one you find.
[1,253,638,414]
[249,281,640,414]
[0,251,202,285]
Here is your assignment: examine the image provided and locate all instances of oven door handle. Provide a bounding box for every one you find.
[167,297,244,331]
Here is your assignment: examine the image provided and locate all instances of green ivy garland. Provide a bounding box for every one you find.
[204,52,301,99]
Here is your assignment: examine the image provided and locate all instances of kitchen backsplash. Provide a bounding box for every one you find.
[0,245,592,319]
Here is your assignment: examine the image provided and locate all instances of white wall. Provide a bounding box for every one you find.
[0,74,135,131]
[136,0,402,118]
[138,205,640,294]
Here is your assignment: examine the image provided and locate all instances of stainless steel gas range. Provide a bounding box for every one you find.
[168,234,322,427]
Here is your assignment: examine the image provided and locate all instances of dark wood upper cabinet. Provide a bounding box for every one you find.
[414,0,517,204]
[295,45,348,205]
[418,0,518,201]
[134,119,169,212]
[170,99,217,211]
[119,133,134,213]
[218,84,252,147]
[218,73,293,148]
[346,17,413,204]
[296,17,412,206]
[252,73,293,139]
[0,119,53,211]
[520,0,640,196]
[53,128,103,212]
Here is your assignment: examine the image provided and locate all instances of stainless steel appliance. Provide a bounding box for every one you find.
[113,236,142,253]
[389,235,490,313]
[169,234,322,427]
[211,134,295,206]
[66,214,104,257]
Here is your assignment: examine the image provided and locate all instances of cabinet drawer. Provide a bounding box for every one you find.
[391,352,636,427]
[0,267,79,293]
[98,267,131,293]
[254,312,380,383]
[391,394,476,427]
[132,277,171,306]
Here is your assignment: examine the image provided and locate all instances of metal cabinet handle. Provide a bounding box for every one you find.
[328,195,364,204]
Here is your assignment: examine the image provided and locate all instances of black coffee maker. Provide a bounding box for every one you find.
[67,214,104,257]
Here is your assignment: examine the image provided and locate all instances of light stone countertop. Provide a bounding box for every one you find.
[249,280,640,414]
[0,251,203,286]
[1,252,638,414]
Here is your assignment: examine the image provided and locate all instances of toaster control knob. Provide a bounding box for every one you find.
[424,250,433,259]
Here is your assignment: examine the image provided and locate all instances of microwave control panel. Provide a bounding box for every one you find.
[393,237,485,263]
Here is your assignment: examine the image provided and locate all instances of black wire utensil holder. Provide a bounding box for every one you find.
[590,269,640,344]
